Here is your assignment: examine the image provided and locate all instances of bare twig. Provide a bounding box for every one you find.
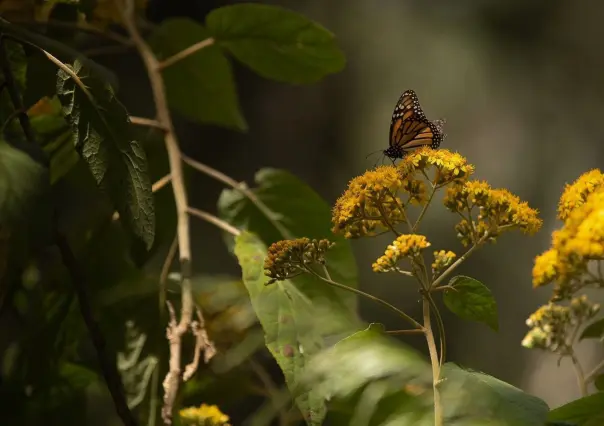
[187,207,241,236]
[586,359,604,384]
[159,235,178,312]
[56,232,138,426]
[118,1,215,423]
[158,38,215,70]
[113,174,172,221]
[130,116,168,131]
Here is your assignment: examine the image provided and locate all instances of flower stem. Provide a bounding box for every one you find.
[586,359,604,384]
[307,267,424,331]
[412,183,438,232]
[569,350,587,396]
[432,234,488,289]
[423,297,443,426]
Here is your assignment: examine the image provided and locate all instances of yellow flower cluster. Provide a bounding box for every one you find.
[444,180,542,246]
[180,403,231,426]
[522,296,599,352]
[372,234,430,273]
[558,169,604,221]
[332,149,473,238]
[432,250,457,275]
[532,170,604,298]
[264,238,334,284]
[399,147,475,186]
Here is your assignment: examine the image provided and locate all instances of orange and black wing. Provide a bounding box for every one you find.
[385,90,444,160]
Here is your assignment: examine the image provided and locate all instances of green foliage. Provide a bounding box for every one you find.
[595,375,604,392]
[206,4,346,84]
[234,231,327,425]
[55,60,155,249]
[218,168,359,332]
[0,139,48,225]
[580,317,604,340]
[548,392,604,426]
[443,275,499,331]
[148,18,246,130]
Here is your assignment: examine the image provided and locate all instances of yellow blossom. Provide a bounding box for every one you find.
[372,234,430,273]
[398,147,474,186]
[332,166,413,238]
[444,180,542,245]
[558,169,604,221]
[432,250,456,274]
[532,249,559,288]
[180,403,231,426]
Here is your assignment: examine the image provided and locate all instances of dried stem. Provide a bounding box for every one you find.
[183,308,217,381]
[432,233,489,289]
[158,38,215,70]
[130,116,167,131]
[187,207,241,236]
[159,235,178,313]
[119,1,215,423]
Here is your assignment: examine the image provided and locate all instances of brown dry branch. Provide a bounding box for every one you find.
[117,0,217,423]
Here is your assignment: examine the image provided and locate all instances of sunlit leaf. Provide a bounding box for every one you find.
[206,4,346,84]
[547,392,604,426]
[148,18,246,130]
[55,60,155,249]
[234,231,326,425]
[218,168,360,335]
[580,317,604,340]
[443,275,499,331]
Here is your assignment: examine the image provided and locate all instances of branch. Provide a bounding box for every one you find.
[55,231,138,426]
[187,207,240,236]
[159,235,178,313]
[158,38,215,71]
[119,1,215,423]
[130,116,167,131]
[182,307,217,381]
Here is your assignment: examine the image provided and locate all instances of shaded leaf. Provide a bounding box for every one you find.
[234,231,326,425]
[580,317,604,340]
[206,4,346,84]
[440,363,549,426]
[148,18,246,130]
[218,168,359,335]
[0,140,47,225]
[548,392,604,426]
[55,60,155,249]
[0,40,27,135]
[595,375,604,392]
[443,276,499,331]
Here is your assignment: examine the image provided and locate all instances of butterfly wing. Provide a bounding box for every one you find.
[386,90,444,159]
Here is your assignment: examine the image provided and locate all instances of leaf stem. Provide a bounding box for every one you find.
[158,37,215,70]
[569,350,587,397]
[412,182,437,232]
[306,267,424,331]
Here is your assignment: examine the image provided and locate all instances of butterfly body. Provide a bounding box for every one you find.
[383,90,445,161]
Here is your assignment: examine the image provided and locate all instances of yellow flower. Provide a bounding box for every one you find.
[332,166,411,238]
[432,250,456,274]
[398,147,475,186]
[180,403,231,426]
[372,234,430,273]
[558,169,604,221]
[264,238,334,283]
[444,180,542,245]
[532,249,560,288]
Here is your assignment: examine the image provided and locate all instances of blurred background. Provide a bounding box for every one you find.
[3,0,604,424]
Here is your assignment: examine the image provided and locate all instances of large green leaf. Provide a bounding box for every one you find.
[0,140,47,225]
[548,392,604,426]
[148,18,246,131]
[218,168,359,334]
[440,363,549,426]
[234,231,327,426]
[206,4,346,84]
[55,60,155,249]
[443,276,499,331]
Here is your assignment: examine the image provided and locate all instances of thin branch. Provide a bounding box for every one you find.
[187,207,241,236]
[569,350,588,397]
[412,182,437,233]
[385,329,425,335]
[431,233,489,289]
[183,307,217,381]
[130,116,168,131]
[159,235,178,313]
[182,154,291,239]
[158,38,215,71]
[55,231,138,426]
[112,174,172,221]
[586,359,604,384]
[119,0,215,423]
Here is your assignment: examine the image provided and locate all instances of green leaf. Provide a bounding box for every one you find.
[0,17,118,88]
[440,363,549,426]
[0,140,47,225]
[595,375,604,392]
[218,168,359,334]
[443,275,499,331]
[206,4,346,84]
[234,231,326,426]
[580,317,604,340]
[548,392,604,426]
[55,60,155,249]
[148,18,246,131]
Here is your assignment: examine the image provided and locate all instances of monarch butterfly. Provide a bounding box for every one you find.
[383,90,446,161]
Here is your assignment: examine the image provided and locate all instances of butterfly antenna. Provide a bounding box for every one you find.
[365,149,383,160]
